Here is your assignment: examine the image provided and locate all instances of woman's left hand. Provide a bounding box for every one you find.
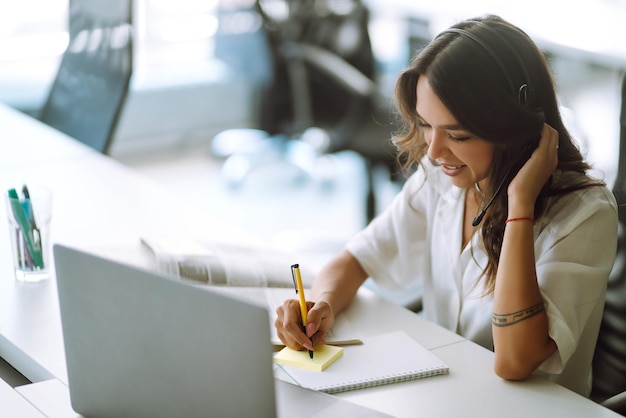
[507,123,559,211]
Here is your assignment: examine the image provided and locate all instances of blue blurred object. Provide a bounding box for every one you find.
[38,0,133,154]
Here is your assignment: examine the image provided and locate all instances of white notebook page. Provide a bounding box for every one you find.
[276,331,449,394]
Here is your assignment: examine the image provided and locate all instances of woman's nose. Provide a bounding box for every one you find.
[426,129,448,160]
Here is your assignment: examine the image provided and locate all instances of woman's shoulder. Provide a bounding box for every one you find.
[555,171,616,206]
[541,171,617,229]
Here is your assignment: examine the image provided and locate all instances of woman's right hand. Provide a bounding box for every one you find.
[275,249,367,351]
[274,298,335,351]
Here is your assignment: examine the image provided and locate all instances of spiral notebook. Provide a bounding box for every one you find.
[276,331,449,394]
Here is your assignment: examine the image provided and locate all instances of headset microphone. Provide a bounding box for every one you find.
[471,209,487,228]
[471,171,510,227]
[471,137,541,228]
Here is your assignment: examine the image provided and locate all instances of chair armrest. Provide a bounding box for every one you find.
[602,390,626,415]
[279,43,378,98]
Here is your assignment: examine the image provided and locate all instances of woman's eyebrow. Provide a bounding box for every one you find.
[415,111,464,130]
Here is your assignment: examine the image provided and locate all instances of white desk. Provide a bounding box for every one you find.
[0,102,620,417]
[0,103,253,384]
[1,378,45,417]
[0,105,89,169]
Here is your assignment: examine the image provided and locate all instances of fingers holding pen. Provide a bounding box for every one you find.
[275,299,314,351]
[275,299,331,351]
[305,300,334,346]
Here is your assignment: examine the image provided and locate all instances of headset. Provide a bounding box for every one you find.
[437,21,537,227]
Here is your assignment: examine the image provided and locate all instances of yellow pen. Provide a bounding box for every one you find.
[291,264,313,359]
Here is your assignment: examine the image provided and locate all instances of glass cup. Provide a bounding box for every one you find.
[4,185,53,282]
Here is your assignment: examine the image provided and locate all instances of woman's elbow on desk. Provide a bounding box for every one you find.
[493,359,536,381]
[492,340,557,381]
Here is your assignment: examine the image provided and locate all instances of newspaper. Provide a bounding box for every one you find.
[140,236,315,288]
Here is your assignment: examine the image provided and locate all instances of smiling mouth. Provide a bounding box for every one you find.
[439,163,467,177]
[441,164,465,170]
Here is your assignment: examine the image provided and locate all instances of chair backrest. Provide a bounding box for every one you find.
[591,71,626,405]
[255,0,377,148]
[38,0,133,154]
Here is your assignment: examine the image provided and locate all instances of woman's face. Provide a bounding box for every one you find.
[416,76,495,190]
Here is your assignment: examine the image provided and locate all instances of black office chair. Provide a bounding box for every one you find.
[38,0,133,154]
[211,0,407,223]
[590,71,626,416]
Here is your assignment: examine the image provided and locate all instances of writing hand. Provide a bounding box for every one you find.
[275,299,333,351]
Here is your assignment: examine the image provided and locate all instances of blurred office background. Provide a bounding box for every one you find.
[1,0,625,266]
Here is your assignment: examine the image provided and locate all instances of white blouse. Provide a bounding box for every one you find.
[346,160,618,397]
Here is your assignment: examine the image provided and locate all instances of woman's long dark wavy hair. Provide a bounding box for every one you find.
[393,15,602,293]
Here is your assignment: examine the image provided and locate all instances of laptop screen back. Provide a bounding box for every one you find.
[54,244,277,418]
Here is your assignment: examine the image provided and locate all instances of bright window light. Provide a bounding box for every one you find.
[150,0,218,13]
[155,13,218,42]
[0,32,68,62]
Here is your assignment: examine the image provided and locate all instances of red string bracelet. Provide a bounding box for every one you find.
[505,217,535,225]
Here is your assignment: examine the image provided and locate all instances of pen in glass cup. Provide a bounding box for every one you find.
[8,188,42,268]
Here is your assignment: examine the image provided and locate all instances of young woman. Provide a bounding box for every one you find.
[274,14,618,397]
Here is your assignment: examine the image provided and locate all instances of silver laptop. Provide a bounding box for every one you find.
[54,244,389,418]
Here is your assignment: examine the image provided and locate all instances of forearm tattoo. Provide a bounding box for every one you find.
[492,302,545,327]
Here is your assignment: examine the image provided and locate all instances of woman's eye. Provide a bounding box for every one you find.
[448,133,471,142]
[417,120,430,129]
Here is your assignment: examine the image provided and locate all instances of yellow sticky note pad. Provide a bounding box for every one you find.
[274,344,344,371]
